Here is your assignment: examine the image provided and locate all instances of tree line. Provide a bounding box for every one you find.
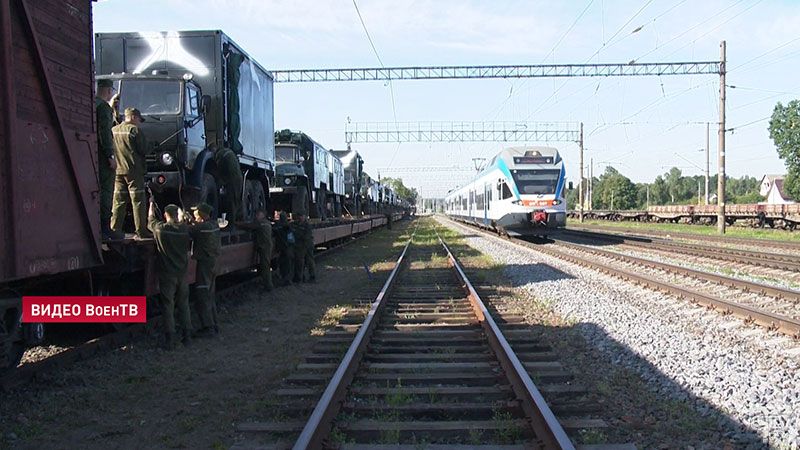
[565,166,763,210]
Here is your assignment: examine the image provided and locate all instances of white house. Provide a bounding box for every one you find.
[759,174,794,204]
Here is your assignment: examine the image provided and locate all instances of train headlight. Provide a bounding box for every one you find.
[552,199,561,205]
[283,177,292,185]
[159,152,175,166]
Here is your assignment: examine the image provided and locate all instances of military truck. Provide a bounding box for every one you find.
[94,30,274,220]
[361,172,380,215]
[272,130,344,219]
[331,147,363,217]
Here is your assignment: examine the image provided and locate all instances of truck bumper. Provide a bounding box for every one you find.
[147,172,181,191]
[269,186,298,195]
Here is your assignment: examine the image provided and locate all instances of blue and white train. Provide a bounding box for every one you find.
[445,146,570,234]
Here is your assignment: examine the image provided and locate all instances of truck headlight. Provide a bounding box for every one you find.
[283,177,292,185]
[160,152,175,166]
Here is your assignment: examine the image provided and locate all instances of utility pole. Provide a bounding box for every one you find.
[611,190,614,211]
[589,158,593,211]
[717,41,727,233]
[705,122,710,205]
[579,122,584,222]
[646,185,650,209]
[698,180,701,205]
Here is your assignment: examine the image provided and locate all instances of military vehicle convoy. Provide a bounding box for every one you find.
[95,30,274,221]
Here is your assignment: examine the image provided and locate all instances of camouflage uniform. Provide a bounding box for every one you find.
[188,208,221,329]
[292,218,315,282]
[96,96,115,234]
[111,120,148,237]
[275,216,295,285]
[215,148,243,221]
[240,217,273,290]
[148,205,192,340]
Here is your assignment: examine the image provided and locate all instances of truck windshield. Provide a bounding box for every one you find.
[511,169,561,195]
[275,146,297,162]
[119,79,182,116]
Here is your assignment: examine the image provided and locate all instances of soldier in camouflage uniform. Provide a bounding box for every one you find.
[188,203,221,336]
[209,144,243,221]
[239,209,274,292]
[292,213,316,283]
[111,107,151,239]
[148,202,192,348]
[275,212,295,286]
[95,79,122,240]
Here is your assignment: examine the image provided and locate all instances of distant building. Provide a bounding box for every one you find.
[759,174,794,204]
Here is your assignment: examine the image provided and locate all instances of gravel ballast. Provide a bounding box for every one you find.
[439,217,800,449]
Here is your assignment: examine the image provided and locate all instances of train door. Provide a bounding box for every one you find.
[483,182,488,225]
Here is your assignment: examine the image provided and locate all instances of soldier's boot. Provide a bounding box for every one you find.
[162,333,174,350]
[182,329,192,346]
[101,222,125,241]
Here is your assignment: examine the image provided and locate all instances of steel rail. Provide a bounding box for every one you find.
[292,224,417,450]
[442,217,800,338]
[567,224,800,251]
[562,229,800,272]
[436,230,575,450]
[550,238,800,304]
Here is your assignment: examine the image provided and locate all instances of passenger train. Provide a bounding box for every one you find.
[445,146,570,234]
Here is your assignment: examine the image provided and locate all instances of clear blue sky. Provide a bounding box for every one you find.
[94,0,800,198]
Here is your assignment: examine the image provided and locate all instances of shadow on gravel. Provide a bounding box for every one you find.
[502,263,575,287]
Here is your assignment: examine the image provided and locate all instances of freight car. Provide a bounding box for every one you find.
[445,146,570,234]
[569,204,800,230]
[0,1,406,372]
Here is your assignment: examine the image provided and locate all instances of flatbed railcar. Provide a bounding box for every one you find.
[445,146,570,235]
[0,0,408,372]
[568,204,800,230]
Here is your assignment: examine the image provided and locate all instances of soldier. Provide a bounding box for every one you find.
[187,203,221,336]
[111,107,151,239]
[96,79,122,240]
[292,213,316,283]
[239,209,274,292]
[208,144,243,221]
[275,212,295,286]
[148,202,192,348]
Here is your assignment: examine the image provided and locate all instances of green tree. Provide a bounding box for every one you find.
[381,177,418,203]
[769,99,800,199]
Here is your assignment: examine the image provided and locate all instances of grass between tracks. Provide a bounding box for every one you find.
[570,218,800,242]
[0,218,415,450]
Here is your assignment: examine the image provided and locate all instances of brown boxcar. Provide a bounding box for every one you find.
[0,0,100,285]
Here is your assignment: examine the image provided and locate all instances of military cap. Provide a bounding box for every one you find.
[124,107,146,122]
[97,79,114,89]
[191,203,213,216]
[164,204,180,216]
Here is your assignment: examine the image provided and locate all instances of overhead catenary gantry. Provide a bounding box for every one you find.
[344,121,580,144]
[271,50,728,231]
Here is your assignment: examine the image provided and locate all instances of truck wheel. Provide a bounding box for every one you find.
[251,181,267,215]
[243,181,256,221]
[200,173,219,219]
[318,192,327,220]
[292,187,309,218]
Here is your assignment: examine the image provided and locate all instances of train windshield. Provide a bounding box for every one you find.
[275,145,297,162]
[119,80,182,116]
[511,169,560,195]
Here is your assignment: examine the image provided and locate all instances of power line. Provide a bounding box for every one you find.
[542,0,595,63]
[729,35,800,72]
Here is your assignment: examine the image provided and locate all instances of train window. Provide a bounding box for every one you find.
[502,183,513,199]
[511,169,560,195]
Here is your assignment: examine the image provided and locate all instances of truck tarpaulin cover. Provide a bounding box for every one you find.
[227,51,273,157]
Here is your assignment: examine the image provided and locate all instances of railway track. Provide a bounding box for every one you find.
[0,224,383,391]
[568,223,800,252]
[235,223,622,449]
[443,217,800,339]
[561,229,800,273]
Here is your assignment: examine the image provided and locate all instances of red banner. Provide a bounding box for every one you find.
[22,297,146,323]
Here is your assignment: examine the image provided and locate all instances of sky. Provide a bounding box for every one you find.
[94,0,800,198]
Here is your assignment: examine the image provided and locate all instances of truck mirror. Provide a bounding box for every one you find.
[568,181,574,190]
[201,95,211,114]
